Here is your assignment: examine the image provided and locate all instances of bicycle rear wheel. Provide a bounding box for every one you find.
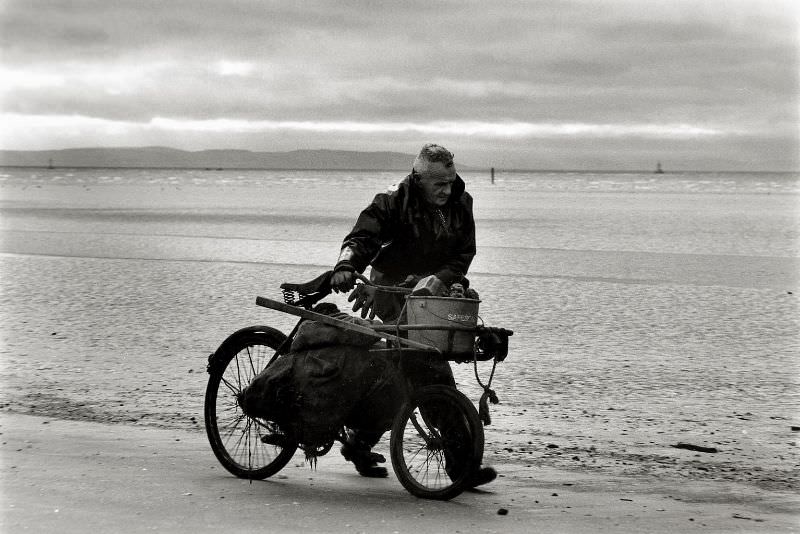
[204,327,297,479]
[390,385,484,500]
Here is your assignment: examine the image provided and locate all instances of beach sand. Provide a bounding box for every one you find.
[2,413,797,533]
[1,172,799,531]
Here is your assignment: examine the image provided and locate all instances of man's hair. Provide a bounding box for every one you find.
[418,143,454,165]
[413,143,454,173]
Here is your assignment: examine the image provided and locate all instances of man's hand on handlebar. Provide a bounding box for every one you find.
[331,270,355,292]
[330,268,379,319]
[348,284,377,319]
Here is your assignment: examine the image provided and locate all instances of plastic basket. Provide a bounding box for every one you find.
[405,296,479,354]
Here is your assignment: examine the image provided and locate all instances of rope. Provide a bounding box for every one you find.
[474,351,499,426]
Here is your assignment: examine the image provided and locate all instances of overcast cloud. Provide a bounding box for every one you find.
[1,0,797,170]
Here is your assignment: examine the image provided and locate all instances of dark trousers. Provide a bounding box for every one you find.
[351,270,457,450]
[349,353,456,449]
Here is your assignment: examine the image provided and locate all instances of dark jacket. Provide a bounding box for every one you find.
[336,174,476,286]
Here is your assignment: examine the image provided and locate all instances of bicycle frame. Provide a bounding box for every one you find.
[204,275,514,500]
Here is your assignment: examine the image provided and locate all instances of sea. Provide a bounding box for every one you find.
[0,167,798,490]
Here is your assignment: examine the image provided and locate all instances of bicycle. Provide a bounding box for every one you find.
[204,271,512,500]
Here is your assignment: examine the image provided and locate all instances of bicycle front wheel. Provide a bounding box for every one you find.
[390,385,484,500]
[204,327,297,480]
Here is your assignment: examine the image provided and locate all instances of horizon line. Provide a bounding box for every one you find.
[1,164,796,174]
[0,146,796,174]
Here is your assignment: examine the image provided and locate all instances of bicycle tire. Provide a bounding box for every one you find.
[204,326,298,479]
[390,385,484,500]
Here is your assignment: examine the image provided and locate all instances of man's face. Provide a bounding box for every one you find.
[416,161,457,207]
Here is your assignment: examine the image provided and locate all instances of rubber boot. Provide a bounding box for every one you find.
[340,429,388,478]
[470,466,498,488]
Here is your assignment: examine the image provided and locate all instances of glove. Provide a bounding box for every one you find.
[331,270,355,293]
[332,247,357,293]
[348,284,377,319]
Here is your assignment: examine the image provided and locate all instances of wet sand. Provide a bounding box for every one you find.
[1,173,799,530]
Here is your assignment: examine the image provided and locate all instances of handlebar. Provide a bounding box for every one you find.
[352,273,412,294]
[280,270,411,309]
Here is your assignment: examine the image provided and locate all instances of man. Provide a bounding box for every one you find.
[330,143,496,488]
[331,143,475,318]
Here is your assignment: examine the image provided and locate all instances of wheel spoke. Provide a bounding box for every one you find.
[245,345,257,381]
[234,353,244,390]
[219,414,248,446]
[409,411,434,446]
[219,376,241,396]
[391,386,484,500]
[205,330,296,480]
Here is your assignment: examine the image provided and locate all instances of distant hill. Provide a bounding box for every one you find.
[0,147,425,170]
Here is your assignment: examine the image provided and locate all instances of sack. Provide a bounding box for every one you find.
[236,352,296,427]
[291,345,402,449]
[290,316,379,352]
[238,317,403,454]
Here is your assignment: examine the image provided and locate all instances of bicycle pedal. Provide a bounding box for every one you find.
[260,434,289,447]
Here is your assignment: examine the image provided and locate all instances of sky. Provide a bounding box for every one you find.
[1,0,798,171]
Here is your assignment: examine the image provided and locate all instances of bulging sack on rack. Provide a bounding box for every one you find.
[291,344,402,448]
[238,315,402,454]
